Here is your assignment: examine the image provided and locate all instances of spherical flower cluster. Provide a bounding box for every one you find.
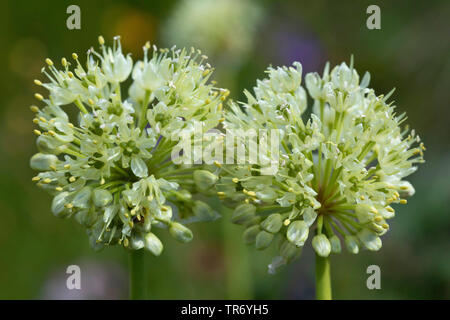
[163,0,263,61]
[216,60,425,273]
[30,36,228,254]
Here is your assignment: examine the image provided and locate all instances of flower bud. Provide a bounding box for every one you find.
[279,240,301,261]
[231,203,256,225]
[286,220,309,246]
[145,232,163,256]
[130,233,145,250]
[72,186,92,209]
[261,213,282,233]
[93,189,113,207]
[193,200,220,222]
[169,222,193,243]
[51,192,70,218]
[255,230,274,250]
[242,225,260,244]
[193,170,218,191]
[357,229,382,251]
[30,153,58,171]
[36,135,63,154]
[345,235,359,254]
[329,235,341,253]
[312,234,331,257]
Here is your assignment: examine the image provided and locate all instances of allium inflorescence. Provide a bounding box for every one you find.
[216,60,425,273]
[30,36,228,254]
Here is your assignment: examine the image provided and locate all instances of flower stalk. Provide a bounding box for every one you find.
[315,254,331,300]
[129,250,147,300]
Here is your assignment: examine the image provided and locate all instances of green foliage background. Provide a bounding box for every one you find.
[0,0,448,299]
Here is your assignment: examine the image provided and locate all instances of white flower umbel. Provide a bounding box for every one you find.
[216,60,425,272]
[30,36,227,254]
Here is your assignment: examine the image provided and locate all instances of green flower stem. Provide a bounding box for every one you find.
[220,205,253,299]
[129,249,147,300]
[315,254,332,300]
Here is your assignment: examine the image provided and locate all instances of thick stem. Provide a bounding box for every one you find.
[129,249,147,300]
[315,254,332,300]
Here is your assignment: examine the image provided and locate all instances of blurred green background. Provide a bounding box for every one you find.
[0,0,449,299]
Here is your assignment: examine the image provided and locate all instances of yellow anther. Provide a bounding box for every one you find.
[39,117,47,122]
[247,191,256,197]
[288,187,294,193]
[218,103,223,111]
[68,71,74,78]
[244,198,250,204]
[374,216,383,222]
[400,186,408,190]
[69,176,76,183]
[144,41,150,49]
[32,119,39,124]
[72,53,78,60]
[64,164,71,170]
[68,123,74,128]
[399,199,407,204]
[213,160,222,168]
[100,178,105,185]
[386,207,394,213]
[33,129,41,136]
[61,58,67,67]
[49,165,56,171]
[32,176,41,182]
[218,118,225,122]
[283,219,291,226]
[34,79,42,86]
[394,191,400,198]
[42,178,52,184]
[55,186,63,191]
[34,93,44,101]
[360,195,365,200]
[217,191,225,196]
[30,105,39,113]
[65,203,74,209]
[161,206,168,212]
[202,69,210,77]
[232,178,239,183]
[98,35,105,45]
[45,58,53,66]
[123,238,129,247]
[382,223,389,229]
[48,130,56,136]
[370,206,378,214]
[88,98,94,105]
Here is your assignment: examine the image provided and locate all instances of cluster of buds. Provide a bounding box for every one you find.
[215,60,424,272]
[30,36,227,254]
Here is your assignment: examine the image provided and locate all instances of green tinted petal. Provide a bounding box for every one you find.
[286,220,309,246]
[312,234,331,257]
[169,222,193,243]
[144,232,163,256]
